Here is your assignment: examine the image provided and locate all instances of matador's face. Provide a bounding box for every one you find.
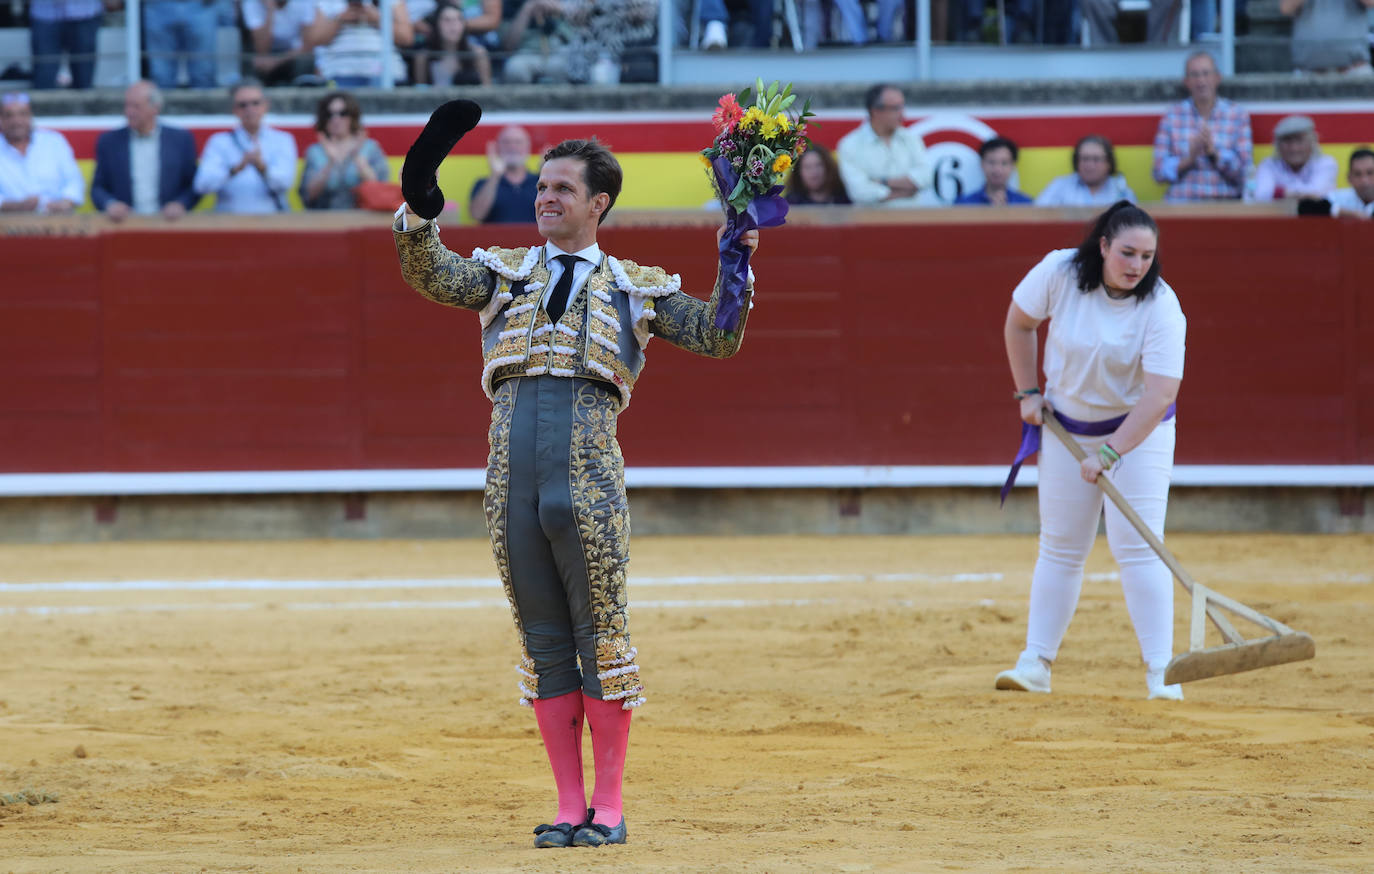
[536,157,607,246]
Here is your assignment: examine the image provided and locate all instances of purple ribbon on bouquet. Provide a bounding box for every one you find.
[711,155,789,332]
[999,404,1177,506]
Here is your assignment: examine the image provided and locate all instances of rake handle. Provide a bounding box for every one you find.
[1040,412,1199,595]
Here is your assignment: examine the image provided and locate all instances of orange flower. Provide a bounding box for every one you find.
[772,153,792,174]
[712,93,743,133]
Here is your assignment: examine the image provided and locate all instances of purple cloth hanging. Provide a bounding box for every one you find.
[1000,404,1177,505]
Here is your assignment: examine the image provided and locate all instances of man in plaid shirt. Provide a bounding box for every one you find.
[1152,52,1253,201]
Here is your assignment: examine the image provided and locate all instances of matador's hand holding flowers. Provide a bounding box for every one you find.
[702,80,812,331]
[716,225,759,254]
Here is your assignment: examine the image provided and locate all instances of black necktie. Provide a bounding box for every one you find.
[547,254,581,324]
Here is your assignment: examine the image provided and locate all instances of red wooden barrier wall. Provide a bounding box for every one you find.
[2,216,1371,473]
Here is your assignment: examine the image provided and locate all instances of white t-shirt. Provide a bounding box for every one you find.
[1012,248,1186,421]
[1328,187,1374,217]
[241,0,318,52]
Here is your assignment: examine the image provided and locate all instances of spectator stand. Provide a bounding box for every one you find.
[0,0,1302,92]
[0,1,254,90]
[657,0,1241,85]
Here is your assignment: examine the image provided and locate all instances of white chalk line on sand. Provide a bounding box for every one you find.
[4,569,1359,617]
[0,598,867,617]
[0,571,1009,595]
[0,571,1004,617]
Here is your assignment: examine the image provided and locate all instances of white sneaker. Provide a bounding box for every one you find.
[1146,669,1184,701]
[995,652,1051,693]
[701,19,728,50]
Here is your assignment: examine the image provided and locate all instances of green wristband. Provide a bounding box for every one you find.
[1013,387,1041,401]
[1097,443,1120,469]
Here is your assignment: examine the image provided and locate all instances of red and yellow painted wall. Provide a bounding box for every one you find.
[45,102,1374,216]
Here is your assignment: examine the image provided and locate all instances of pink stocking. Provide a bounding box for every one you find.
[531,691,586,825]
[583,694,632,826]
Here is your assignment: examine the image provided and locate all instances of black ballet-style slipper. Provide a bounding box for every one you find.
[532,821,577,849]
[571,808,627,847]
[401,99,483,220]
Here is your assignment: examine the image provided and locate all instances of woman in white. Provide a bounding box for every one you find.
[997,201,1187,701]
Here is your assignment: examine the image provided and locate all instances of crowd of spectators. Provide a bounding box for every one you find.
[3,0,662,90]
[1,78,555,219]
[803,57,1371,218]
[3,2,1371,90]
[2,53,1372,221]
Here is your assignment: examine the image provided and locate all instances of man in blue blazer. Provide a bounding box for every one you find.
[91,80,200,221]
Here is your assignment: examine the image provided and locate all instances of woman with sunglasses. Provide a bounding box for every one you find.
[299,91,390,210]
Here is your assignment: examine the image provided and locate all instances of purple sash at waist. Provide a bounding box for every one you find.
[999,403,1177,505]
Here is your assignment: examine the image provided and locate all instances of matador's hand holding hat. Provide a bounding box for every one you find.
[401,99,483,220]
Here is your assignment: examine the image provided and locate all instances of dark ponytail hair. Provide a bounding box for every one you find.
[1071,200,1162,301]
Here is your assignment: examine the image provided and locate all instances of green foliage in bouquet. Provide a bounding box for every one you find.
[701,79,816,214]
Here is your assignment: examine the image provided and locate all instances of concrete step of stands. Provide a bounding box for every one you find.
[1243,0,1294,37]
[1236,36,1294,74]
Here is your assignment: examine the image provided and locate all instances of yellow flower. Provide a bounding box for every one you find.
[772,153,792,174]
[774,113,791,132]
[699,153,711,166]
[740,107,765,130]
[758,113,781,138]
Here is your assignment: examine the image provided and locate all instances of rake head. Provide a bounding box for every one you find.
[1163,632,1316,685]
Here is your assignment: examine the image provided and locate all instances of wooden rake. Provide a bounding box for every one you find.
[1042,414,1316,684]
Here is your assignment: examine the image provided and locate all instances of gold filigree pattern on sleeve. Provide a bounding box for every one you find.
[393,221,496,310]
[567,382,644,709]
[651,270,752,359]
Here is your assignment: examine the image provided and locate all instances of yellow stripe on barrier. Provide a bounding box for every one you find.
[67,143,1369,217]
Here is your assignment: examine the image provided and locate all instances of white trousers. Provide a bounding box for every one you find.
[1024,418,1176,671]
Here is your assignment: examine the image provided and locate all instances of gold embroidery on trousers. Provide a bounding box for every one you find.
[483,381,539,704]
[568,382,644,708]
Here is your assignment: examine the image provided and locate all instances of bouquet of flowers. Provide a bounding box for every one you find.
[702,80,814,331]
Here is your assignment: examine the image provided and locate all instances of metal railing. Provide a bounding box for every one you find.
[0,0,1244,93]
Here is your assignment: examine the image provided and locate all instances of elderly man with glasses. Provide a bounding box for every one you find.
[193,79,298,213]
[1252,115,1338,202]
[835,83,934,208]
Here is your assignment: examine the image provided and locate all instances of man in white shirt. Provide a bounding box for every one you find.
[193,80,299,213]
[0,92,84,214]
[1252,115,1338,202]
[835,83,934,208]
[1328,147,1374,218]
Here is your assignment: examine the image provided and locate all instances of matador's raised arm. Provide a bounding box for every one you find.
[650,271,753,359]
[393,218,497,311]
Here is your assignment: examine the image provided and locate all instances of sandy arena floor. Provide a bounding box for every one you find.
[0,534,1370,873]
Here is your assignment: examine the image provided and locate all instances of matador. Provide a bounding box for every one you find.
[395,113,760,849]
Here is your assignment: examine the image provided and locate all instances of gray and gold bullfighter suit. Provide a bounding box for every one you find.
[394,219,753,711]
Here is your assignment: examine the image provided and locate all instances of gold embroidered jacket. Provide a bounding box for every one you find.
[394,219,752,409]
